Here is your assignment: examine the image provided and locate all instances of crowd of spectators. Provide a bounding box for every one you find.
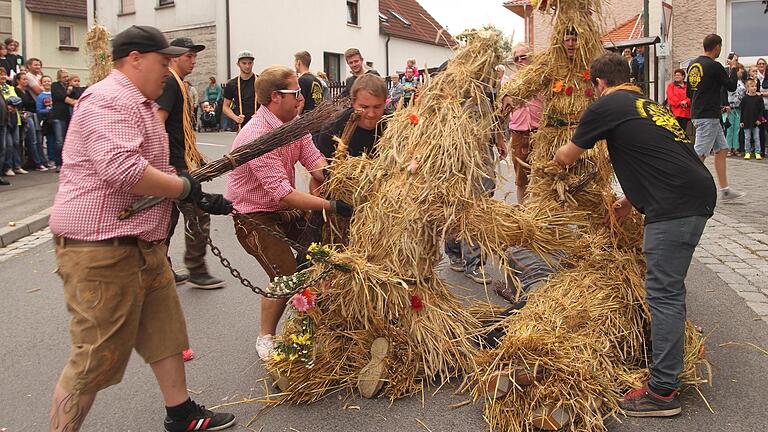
[0,37,84,186]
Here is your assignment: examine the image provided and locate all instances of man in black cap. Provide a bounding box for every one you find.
[157,37,226,290]
[47,25,235,432]
[222,50,257,130]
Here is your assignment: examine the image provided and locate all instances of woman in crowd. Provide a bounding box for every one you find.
[724,63,746,156]
[14,71,47,171]
[666,68,691,133]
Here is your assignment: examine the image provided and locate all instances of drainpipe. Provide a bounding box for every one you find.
[385,34,391,75]
[20,0,27,59]
[643,0,649,37]
[225,0,231,79]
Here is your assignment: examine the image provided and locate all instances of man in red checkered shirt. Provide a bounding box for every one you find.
[225,65,352,362]
[47,26,235,432]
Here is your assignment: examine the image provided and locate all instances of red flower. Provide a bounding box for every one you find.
[584,87,594,97]
[582,70,591,81]
[408,114,419,125]
[565,86,574,96]
[410,294,423,311]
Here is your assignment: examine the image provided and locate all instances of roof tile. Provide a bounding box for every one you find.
[379,0,455,47]
[26,0,87,19]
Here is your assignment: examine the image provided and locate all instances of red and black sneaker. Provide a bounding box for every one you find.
[619,384,681,417]
[164,402,235,431]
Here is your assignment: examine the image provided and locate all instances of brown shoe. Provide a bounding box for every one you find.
[493,280,518,303]
[357,337,389,398]
[531,404,572,430]
[483,365,544,398]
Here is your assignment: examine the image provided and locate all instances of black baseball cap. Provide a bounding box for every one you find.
[111,25,189,60]
[170,37,206,53]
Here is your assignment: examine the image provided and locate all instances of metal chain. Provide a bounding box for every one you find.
[188,209,338,299]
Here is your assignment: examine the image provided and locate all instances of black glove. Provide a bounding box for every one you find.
[178,171,202,204]
[197,193,233,215]
[329,200,353,218]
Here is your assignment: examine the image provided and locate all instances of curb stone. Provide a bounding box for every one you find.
[0,207,51,248]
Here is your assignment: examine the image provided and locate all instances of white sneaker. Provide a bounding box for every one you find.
[4,169,15,176]
[256,335,275,361]
[14,167,28,174]
[719,188,745,202]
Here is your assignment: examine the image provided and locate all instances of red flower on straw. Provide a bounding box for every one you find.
[584,87,594,97]
[582,70,591,81]
[409,114,419,125]
[410,294,423,311]
[565,86,574,96]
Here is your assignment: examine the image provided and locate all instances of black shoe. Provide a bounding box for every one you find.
[619,384,681,417]
[188,273,226,290]
[174,271,189,286]
[164,402,235,431]
[0,177,9,186]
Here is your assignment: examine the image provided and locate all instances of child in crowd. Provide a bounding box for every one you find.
[740,78,765,159]
[400,67,418,107]
[35,75,56,168]
[725,63,745,156]
[68,74,85,116]
[0,43,15,79]
[406,58,419,79]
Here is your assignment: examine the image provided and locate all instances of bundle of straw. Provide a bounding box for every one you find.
[85,24,112,84]
[267,30,589,404]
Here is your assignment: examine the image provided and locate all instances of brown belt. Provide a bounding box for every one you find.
[54,236,139,248]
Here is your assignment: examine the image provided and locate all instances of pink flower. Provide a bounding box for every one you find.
[302,288,317,309]
[407,160,419,174]
[584,87,594,97]
[291,294,310,312]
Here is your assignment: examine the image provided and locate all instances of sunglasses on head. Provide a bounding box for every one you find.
[513,54,529,62]
[277,88,301,98]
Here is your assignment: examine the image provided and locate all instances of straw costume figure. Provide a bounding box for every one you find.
[467,0,709,430]
[263,30,582,404]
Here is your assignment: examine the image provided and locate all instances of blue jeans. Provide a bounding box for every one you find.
[24,114,44,166]
[643,215,708,392]
[0,125,6,174]
[4,123,20,170]
[744,127,761,154]
[51,119,68,166]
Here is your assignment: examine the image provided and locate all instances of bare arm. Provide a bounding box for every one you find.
[280,190,331,211]
[222,98,242,122]
[553,141,586,166]
[129,165,185,198]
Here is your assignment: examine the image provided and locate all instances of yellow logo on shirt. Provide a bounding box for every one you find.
[687,63,703,90]
[635,97,691,144]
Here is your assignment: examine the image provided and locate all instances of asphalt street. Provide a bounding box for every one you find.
[1,132,767,432]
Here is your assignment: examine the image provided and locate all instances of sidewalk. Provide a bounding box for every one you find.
[0,170,58,247]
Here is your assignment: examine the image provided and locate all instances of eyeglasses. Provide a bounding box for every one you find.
[512,54,528,63]
[277,88,302,98]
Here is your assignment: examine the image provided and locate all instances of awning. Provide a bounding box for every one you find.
[603,36,661,50]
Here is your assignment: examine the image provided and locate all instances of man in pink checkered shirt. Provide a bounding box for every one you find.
[225,65,352,362]
[47,26,235,432]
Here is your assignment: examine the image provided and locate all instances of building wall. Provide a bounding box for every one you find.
[93,0,228,85]
[379,36,453,75]
[18,12,88,81]
[228,0,382,80]
[671,0,717,69]
[0,0,11,41]
[531,0,643,52]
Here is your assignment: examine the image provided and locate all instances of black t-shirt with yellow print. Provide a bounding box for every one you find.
[571,89,716,224]
[298,72,324,113]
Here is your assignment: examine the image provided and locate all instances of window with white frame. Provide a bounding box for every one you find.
[347,0,359,25]
[58,25,74,47]
[324,52,342,82]
[730,0,765,57]
[158,0,174,7]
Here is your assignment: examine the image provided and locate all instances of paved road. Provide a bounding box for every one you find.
[1,132,767,431]
[0,169,59,227]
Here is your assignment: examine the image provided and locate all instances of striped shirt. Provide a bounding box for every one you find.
[225,105,325,213]
[49,70,175,242]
